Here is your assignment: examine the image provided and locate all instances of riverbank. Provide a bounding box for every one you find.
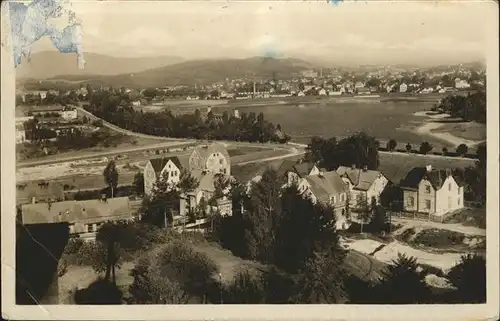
[413,111,485,147]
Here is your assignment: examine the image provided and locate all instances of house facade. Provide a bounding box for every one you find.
[296,171,351,230]
[144,157,184,196]
[400,165,464,216]
[336,165,389,210]
[144,143,232,217]
[21,197,132,240]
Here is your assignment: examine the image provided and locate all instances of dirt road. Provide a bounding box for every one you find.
[392,217,486,236]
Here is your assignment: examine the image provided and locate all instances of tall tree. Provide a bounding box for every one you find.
[103,160,119,198]
[419,142,433,155]
[373,254,431,304]
[447,253,486,303]
[456,144,469,156]
[387,139,397,152]
[96,222,125,284]
[242,168,283,260]
[133,171,145,196]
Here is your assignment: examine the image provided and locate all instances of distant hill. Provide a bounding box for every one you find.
[15,51,185,80]
[19,56,315,89]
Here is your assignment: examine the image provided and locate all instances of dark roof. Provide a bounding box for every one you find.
[149,156,183,174]
[336,166,383,191]
[293,162,316,177]
[399,167,463,190]
[277,159,315,178]
[21,197,131,225]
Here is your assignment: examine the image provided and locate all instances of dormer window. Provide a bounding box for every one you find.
[330,196,337,205]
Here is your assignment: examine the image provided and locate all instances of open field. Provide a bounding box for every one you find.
[430,121,486,142]
[16,144,292,190]
[379,152,477,184]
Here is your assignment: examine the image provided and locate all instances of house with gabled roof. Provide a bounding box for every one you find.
[21,197,132,240]
[297,170,351,230]
[336,165,389,210]
[143,156,188,196]
[278,159,321,186]
[399,165,465,216]
[144,143,232,217]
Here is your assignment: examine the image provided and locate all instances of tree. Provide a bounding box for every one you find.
[405,143,412,153]
[133,172,144,196]
[74,278,123,304]
[356,194,372,233]
[273,185,345,273]
[419,142,433,155]
[447,253,486,303]
[141,172,182,228]
[242,168,283,260]
[128,255,189,304]
[335,132,380,170]
[369,204,388,234]
[178,170,199,194]
[387,139,397,152]
[373,253,431,304]
[456,144,469,156]
[442,147,448,156]
[129,241,219,303]
[96,222,125,284]
[291,250,347,303]
[103,160,119,198]
[224,269,266,304]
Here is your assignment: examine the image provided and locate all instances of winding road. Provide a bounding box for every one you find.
[18,106,306,169]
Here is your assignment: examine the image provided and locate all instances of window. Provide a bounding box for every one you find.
[425,200,431,210]
[69,224,75,234]
[223,168,227,174]
[88,224,94,233]
[458,198,461,205]
[407,196,415,207]
[425,185,431,193]
[448,183,452,191]
[330,196,337,205]
[219,159,224,165]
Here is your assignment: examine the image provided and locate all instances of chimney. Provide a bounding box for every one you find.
[426,165,433,172]
[101,194,107,202]
[363,165,368,172]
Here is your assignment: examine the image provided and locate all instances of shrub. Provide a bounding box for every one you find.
[411,229,465,247]
[64,237,84,255]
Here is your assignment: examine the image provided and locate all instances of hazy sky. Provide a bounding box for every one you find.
[32,0,494,66]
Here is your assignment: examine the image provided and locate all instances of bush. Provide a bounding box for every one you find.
[64,237,84,255]
[411,229,465,247]
[74,278,123,304]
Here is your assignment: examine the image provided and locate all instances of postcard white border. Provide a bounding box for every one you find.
[2,1,499,320]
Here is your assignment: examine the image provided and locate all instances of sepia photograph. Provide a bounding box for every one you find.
[1,0,499,320]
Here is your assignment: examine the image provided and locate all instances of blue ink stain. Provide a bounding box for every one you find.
[327,0,344,6]
[262,43,283,59]
[8,0,85,69]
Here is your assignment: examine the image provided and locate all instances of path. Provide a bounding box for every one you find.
[417,122,484,148]
[391,217,486,236]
